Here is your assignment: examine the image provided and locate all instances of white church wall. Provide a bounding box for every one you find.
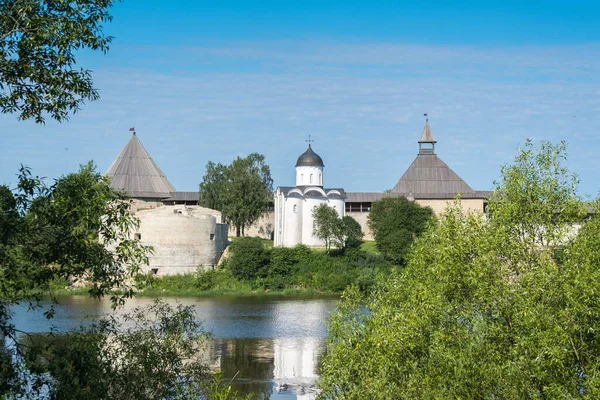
[296,166,323,187]
[329,198,345,219]
[283,197,304,247]
[302,197,325,247]
[274,192,283,246]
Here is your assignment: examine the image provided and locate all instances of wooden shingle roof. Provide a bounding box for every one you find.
[419,120,436,143]
[391,153,481,199]
[106,134,175,199]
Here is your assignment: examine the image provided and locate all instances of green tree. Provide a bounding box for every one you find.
[199,154,273,237]
[1,0,118,123]
[0,162,150,396]
[367,196,433,264]
[312,204,344,253]
[319,141,597,399]
[341,215,363,249]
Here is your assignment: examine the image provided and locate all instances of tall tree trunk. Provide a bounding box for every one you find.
[242,225,245,237]
[236,225,241,237]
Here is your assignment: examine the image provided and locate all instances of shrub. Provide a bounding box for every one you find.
[228,237,269,280]
[194,269,215,291]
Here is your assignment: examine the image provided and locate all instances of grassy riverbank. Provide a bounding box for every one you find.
[50,239,391,298]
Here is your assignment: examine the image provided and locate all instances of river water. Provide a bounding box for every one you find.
[11,295,338,400]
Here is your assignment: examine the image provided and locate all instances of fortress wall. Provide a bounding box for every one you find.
[130,198,164,212]
[349,199,486,243]
[415,199,485,215]
[136,206,226,276]
[228,212,275,239]
[213,223,230,268]
[346,212,374,241]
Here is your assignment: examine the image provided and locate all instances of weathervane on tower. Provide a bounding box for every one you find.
[424,113,428,122]
[129,127,136,136]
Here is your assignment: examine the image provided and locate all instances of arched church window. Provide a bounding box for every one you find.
[293,204,298,213]
[319,174,322,185]
[301,174,304,183]
[310,174,313,184]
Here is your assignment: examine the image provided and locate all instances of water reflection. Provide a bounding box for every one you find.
[210,338,324,399]
[11,295,337,399]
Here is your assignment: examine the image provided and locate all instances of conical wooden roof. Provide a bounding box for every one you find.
[418,120,436,143]
[392,121,476,199]
[106,134,175,198]
[391,153,476,199]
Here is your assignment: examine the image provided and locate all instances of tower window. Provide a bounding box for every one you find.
[301,174,304,183]
[319,174,322,185]
[134,233,141,240]
[310,174,313,184]
[293,204,298,213]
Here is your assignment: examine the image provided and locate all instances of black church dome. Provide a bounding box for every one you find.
[295,145,325,167]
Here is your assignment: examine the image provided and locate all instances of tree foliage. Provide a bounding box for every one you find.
[319,141,598,399]
[312,205,363,252]
[19,300,242,400]
[0,162,150,397]
[0,0,118,123]
[312,204,343,252]
[367,196,434,264]
[342,215,363,250]
[199,154,273,237]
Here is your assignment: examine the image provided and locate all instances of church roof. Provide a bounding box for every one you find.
[106,134,176,199]
[278,186,345,197]
[295,144,325,167]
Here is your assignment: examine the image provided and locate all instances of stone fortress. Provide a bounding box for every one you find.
[106,131,228,276]
[106,120,489,274]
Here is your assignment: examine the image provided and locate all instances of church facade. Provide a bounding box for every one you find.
[273,144,346,247]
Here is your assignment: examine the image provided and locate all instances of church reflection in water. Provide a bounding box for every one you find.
[210,337,324,400]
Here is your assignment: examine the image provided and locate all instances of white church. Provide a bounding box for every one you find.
[273,143,346,247]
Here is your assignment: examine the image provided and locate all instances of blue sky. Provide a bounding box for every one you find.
[1,1,599,196]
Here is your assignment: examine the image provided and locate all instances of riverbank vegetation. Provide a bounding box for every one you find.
[319,141,600,399]
[133,238,394,296]
[15,300,244,400]
[0,164,238,398]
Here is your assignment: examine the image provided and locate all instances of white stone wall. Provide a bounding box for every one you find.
[296,166,323,187]
[135,205,227,276]
[302,197,323,246]
[274,186,348,248]
[329,197,345,219]
[274,189,284,246]
[284,196,304,247]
